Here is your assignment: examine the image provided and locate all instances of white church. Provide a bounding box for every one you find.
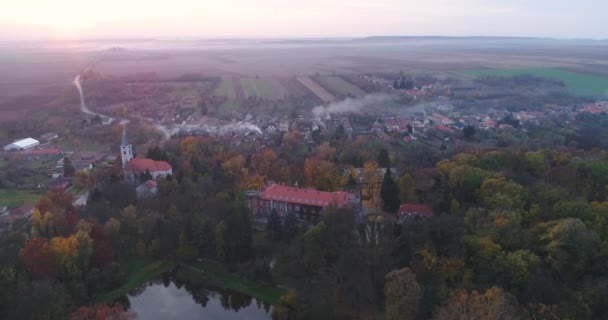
[120,127,172,185]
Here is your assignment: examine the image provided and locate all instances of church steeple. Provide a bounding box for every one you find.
[121,127,129,146]
[120,126,133,168]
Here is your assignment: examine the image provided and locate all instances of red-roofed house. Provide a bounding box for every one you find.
[248,184,361,219]
[120,127,172,184]
[137,180,158,198]
[582,105,603,114]
[398,204,433,222]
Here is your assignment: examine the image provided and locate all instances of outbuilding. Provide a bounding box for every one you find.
[3,138,40,151]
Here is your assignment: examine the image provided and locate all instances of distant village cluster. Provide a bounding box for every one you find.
[1,71,607,232]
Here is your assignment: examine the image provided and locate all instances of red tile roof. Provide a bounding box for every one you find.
[126,158,172,172]
[399,204,433,218]
[16,148,62,156]
[434,124,454,133]
[259,184,348,208]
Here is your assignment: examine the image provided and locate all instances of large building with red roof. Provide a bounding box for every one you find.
[247,184,361,219]
[398,204,433,222]
[120,127,172,184]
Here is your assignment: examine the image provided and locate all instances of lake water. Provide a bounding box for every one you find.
[126,274,272,320]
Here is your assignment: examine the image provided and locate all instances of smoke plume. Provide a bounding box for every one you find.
[312,94,392,118]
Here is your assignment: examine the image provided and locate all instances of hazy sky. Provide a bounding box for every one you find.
[0,0,606,40]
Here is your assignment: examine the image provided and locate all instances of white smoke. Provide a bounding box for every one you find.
[312,94,392,118]
[181,120,262,136]
[73,74,87,112]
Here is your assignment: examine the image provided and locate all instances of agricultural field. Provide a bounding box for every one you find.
[313,76,367,98]
[240,77,287,100]
[0,189,43,208]
[296,77,335,103]
[460,68,608,96]
[213,77,240,116]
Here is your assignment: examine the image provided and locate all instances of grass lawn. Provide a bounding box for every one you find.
[182,260,285,305]
[94,259,173,304]
[0,189,44,208]
[315,76,367,98]
[459,68,608,96]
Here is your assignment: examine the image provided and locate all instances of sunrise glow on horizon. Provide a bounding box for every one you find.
[1,0,606,40]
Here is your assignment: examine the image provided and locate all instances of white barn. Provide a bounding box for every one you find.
[3,138,40,151]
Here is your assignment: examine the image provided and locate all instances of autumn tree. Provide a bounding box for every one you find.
[361,161,382,207]
[19,237,58,280]
[69,303,136,320]
[272,289,300,320]
[433,287,520,320]
[384,268,421,320]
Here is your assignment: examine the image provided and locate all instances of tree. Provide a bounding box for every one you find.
[63,157,75,177]
[541,218,600,281]
[139,169,153,184]
[384,268,421,320]
[378,148,391,169]
[215,221,226,261]
[272,289,300,320]
[381,169,400,213]
[283,212,298,243]
[362,161,382,207]
[433,287,520,320]
[463,125,476,139]
[74,171,91,189]
[69,303,135,320]
[19,237,58,280]
[267,209,282,241]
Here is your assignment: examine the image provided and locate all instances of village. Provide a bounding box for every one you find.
[1,69,607,233]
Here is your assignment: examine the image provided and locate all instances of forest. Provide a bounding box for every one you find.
[1,119,608,319]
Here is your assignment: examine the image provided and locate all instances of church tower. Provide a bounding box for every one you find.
[120,126,133,169]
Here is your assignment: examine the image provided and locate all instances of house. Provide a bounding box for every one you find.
[266,124,277,133]
[39,132,59,142]
[398,204,433,221]
[4,138,40,151]
[120,127,172,184]
[137,180,158,199]
[49,177,71,191]
[9,204,35,222]
[482,117,496,129]
[248,184,361,220]
[71,152,107,172]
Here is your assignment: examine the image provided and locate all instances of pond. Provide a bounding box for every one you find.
[124,271,273,320]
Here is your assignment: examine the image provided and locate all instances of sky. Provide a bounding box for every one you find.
[0,0,606,40]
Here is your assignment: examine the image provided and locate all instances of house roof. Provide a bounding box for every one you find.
[49,177,71,188]
[126,158,172,172]
[398,204,433,217]
[141,180,157,188]
[258,184,348,208]
[9,204,34,222]
[15,148,62,156]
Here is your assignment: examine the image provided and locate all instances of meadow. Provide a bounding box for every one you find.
[0,189,43,208]
[240,77,287,100]
[460,68,608,96]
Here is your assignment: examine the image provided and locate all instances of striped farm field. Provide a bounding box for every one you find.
[214,77,236,100]
[314,76,367,98]
[240,77,287,100]
[296,76,335,103]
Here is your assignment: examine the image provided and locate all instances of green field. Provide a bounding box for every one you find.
[214,77,237,100]
[460,68,608,96]
[315,76,367,98]
[240,78,287,100]
[0,189,43,208]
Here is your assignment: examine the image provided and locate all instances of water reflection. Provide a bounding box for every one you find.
[127,270,272,320]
